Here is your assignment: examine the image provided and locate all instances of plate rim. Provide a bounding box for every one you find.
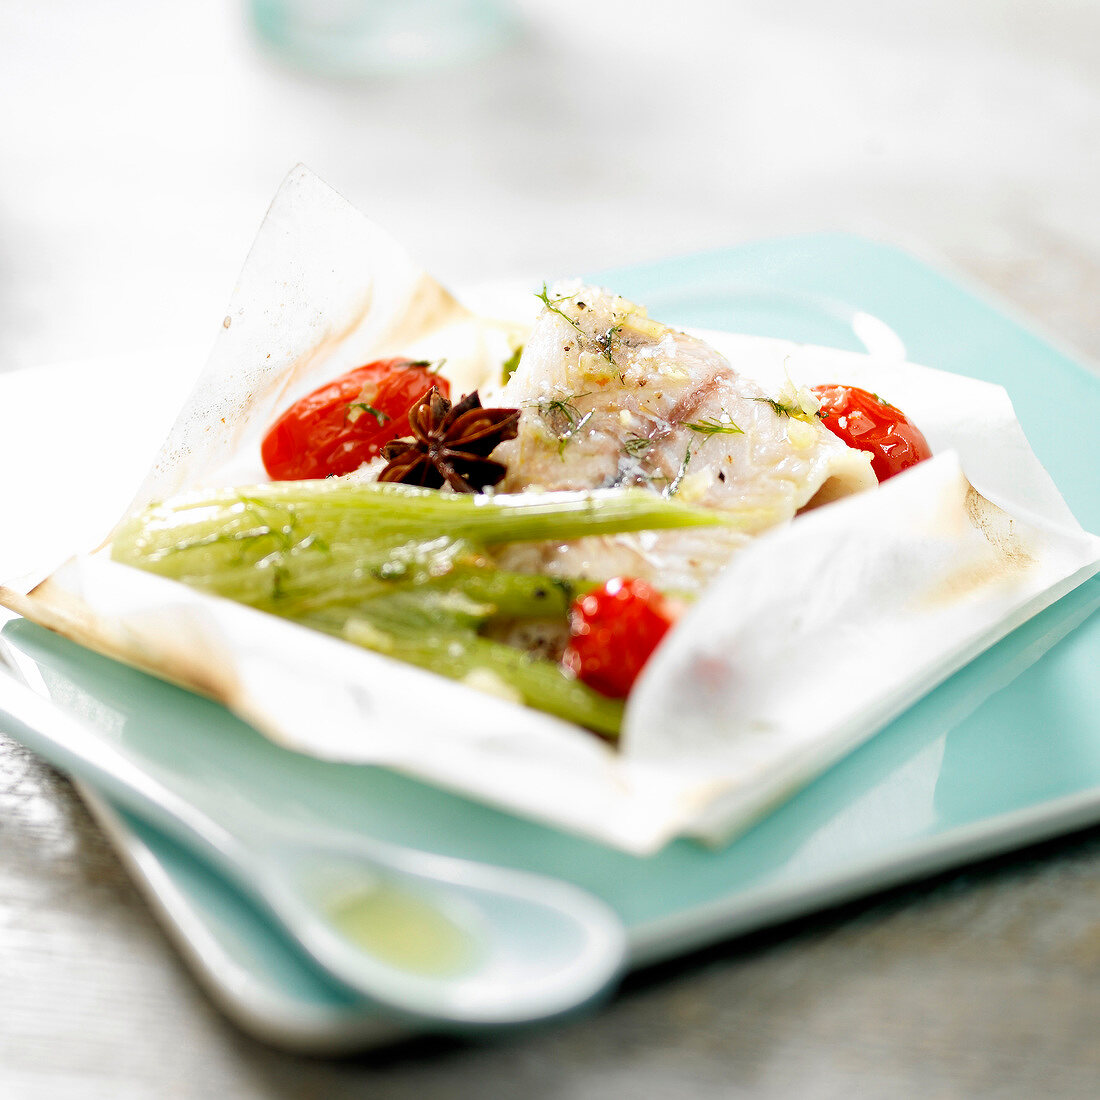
[6,231,1100,1051]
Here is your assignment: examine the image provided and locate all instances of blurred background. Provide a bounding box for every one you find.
[2,0,1098,378]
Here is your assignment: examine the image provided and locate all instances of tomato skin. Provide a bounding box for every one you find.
[810,384,932,482]
[563,578,674,699]
[261,360,448,481]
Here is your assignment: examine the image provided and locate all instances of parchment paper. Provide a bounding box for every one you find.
[3,166,1097,853]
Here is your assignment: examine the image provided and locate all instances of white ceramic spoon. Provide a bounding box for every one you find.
[0,657,627,1029]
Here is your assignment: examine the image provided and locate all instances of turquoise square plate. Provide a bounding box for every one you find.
[4,234,1099,1052]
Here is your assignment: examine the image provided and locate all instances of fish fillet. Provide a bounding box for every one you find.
[491,282,875,592]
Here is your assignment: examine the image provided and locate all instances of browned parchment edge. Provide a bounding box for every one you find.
[0,574,241,710]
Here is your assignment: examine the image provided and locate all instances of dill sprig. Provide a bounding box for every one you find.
[346,402,390,425]
[754,396,795,418]
[531,395,593,429]
[753,388,820,423]
[528,395,595,456]
[535,286,627,378]
[665,441,693,498]
[596,323,623,367]
[535,284,586,337]
[622,436,654,457]
[557,410,594,456]
[685,416,743,436]
[532,396,582,430]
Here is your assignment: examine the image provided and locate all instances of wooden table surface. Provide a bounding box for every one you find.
[3,2,1100,1096]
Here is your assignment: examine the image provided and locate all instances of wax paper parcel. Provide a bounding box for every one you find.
[2,166,1098,854]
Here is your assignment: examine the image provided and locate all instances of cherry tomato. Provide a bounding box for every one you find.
[810,384,932,482]
[563,577,675,699]
[261,359,448,481]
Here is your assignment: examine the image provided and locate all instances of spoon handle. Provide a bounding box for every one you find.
[0,667,259,893]
[0,659,629,1025]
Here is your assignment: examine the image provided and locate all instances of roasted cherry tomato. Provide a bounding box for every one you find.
[810,384,932,482]
[563,577,674,699]
[261,359,448,481]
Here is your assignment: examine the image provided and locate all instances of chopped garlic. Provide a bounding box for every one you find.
[786,418,818,450]
[577,350,619,384]
[621,313,667,341]
[776,375,821,421]
[676,470,712,504]
[655,361,690,381]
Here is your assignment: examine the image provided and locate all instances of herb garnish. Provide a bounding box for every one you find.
[753,395,820,423]
[685,416,743,436]
[533,397,582,432]
[665,440,693,498]
[596,323,623,367]
[536,285,627,378]
[529,395,595,456]
[536,284,585,337]
[346,402,390,426]
[557,410,593,456]
[755,397,795,418]
[623,436,654,457]
[754,373,824,423]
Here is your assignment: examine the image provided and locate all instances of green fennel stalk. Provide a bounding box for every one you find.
[111,481,740,735]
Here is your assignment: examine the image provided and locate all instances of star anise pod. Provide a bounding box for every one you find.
[378,387,520,493]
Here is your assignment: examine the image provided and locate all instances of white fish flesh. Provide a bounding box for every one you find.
[491,283,875,593]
